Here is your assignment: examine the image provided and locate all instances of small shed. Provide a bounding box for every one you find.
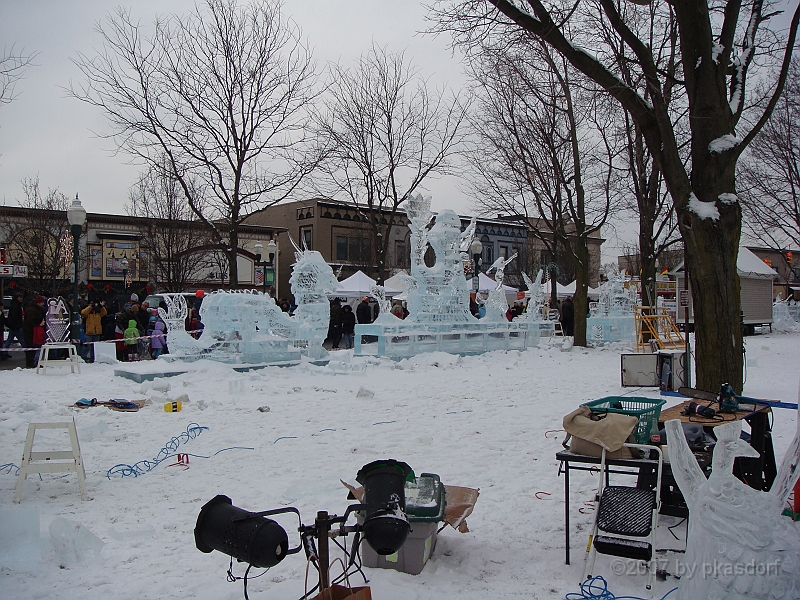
[672,247,777,331]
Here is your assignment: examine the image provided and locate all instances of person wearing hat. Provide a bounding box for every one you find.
[1,292,25,360]
[356,296,373,324]
[22,295,46,368]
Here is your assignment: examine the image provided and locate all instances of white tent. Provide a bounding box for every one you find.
[556,280,600,299]
[478,271,518,294]
[737,247,779,279]
[332,270,402,298]
[383,272,409,293]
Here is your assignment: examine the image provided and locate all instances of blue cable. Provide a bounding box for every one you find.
[565,576,677,600]
[1,463,20,476]
[106,422,209,479]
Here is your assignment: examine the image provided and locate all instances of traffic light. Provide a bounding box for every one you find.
[787,251,793,265]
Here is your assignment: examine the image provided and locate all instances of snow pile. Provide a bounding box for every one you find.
[0,335,798,599]
[687,192,720,220]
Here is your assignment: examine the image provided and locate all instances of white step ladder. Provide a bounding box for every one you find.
[14,419,88,502]
[36,342,81,374]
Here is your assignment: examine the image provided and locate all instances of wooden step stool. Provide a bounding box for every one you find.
[14,419,88,502]
[36,342,81,374]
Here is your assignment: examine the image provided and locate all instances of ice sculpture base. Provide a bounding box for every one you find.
[160,338,303,365]
[114,367,189,383]
[354,320,549,358]
[586,316,636,344]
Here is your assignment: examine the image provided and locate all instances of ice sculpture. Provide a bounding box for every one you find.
[585,267,637,344]
[354,194,532,357]
[773,295,800,333]
[156,246,339,363]
[665,390,800,600]
[45,297,71,343]
[483,253,517,322]
[514,270,555,346]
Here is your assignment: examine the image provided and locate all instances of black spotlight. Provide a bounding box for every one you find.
[195,495,289,568]
[356,459,412,555]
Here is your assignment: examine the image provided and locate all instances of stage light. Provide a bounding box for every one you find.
[356,459,412,555]
[195,495,289,568]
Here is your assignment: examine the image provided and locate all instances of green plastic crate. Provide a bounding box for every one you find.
[581,397,666,444]
[405,473,445,522]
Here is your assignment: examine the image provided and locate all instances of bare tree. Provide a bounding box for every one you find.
[70,0,320,286]
[431,0,800,392]
[1,44,38,105]
[314,45,469,283]
[739,58,800,251]
[126,162,214,292]
[7,177,72,293]
[465,39,615,345]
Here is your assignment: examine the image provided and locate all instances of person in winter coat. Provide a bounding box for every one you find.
[329,298,343,349]
[2,292,25,360]
[341,304,356,350]
[22,295,46,368]
[124,319,140,361]
[356,297,373,324]
[561,296,575,337]
[115,303,140,360]
[149,320,167,359]
[80,299,107,362]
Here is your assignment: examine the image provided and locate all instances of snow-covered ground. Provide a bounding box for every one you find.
[1,334,798,600]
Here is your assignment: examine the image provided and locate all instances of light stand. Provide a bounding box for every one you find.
[121,256,129,298]
[195,459,411,599]
[67,195,86,343]
[253,239,277,296]
[470,238,483,294]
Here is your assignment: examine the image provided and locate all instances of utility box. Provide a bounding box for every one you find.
[360,473,445,575]
[656,350,686,392]
[621,353,658,387]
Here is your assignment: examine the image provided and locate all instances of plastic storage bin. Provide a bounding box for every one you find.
[360,473,445,575]
[581,397,666,444]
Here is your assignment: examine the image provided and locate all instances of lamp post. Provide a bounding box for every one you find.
[469,238,483,293]
[121,256,129,297]
[67,194,87,343]
[254,239,278,296]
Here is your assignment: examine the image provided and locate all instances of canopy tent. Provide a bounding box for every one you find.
[671,247,779,279]
[383,272,409,293]
[556,281,600,299]
[331,270,402,298]
[478,271,518,294]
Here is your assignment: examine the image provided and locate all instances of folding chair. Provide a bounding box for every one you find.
[548,309,564,337]
[583,443,663,590]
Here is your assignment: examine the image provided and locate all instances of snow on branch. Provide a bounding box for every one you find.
[709,134,741,153]
[688,193,720,221]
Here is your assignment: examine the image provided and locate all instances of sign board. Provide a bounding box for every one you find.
[0,265,28,277]
[679,289,690,307]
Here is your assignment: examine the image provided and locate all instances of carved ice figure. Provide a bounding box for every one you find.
[773,295,800,333]
[45,297,71,343]
[288,246,340,359]
[518,270,548,322]
[665,387,800,600]
[592,267,636,318]
[370,284,395,323]
[157,294,204,356]
[482,253,517,321]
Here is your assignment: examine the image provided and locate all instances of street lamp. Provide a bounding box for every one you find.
[254,239,277,295]
[67,194,87,343]
[469,238,483,293]
[121,256,129,296]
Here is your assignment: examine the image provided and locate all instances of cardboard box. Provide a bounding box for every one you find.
[359,517,438,575]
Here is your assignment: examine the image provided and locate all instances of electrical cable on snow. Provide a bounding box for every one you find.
[565,576,676,600]
[106,422,209,478]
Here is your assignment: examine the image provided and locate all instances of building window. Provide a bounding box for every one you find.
[300,227,312,250]
[484,245,494,265]
[296,207,314,220]
[500,246,509,259]
[335,234,370,263]
[395,241,407,268]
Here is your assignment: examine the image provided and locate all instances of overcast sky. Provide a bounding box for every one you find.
[0,1,473,203]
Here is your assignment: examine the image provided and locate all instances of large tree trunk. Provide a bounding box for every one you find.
[227,227,239,289]
[678,155,743,392]
[639,224,657,345]
[573,242,590,347]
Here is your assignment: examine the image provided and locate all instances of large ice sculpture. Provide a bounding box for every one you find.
[354,194,531,357]
[665,390,800,600]
[484,253,517,322]
[156,246,339,363]
[585,266,637,344]
[773,295,800,333]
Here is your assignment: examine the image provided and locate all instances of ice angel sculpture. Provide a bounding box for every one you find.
[665,384,800,600]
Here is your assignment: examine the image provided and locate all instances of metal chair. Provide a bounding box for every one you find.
[548,309,564,337]
[583,443,663,590]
